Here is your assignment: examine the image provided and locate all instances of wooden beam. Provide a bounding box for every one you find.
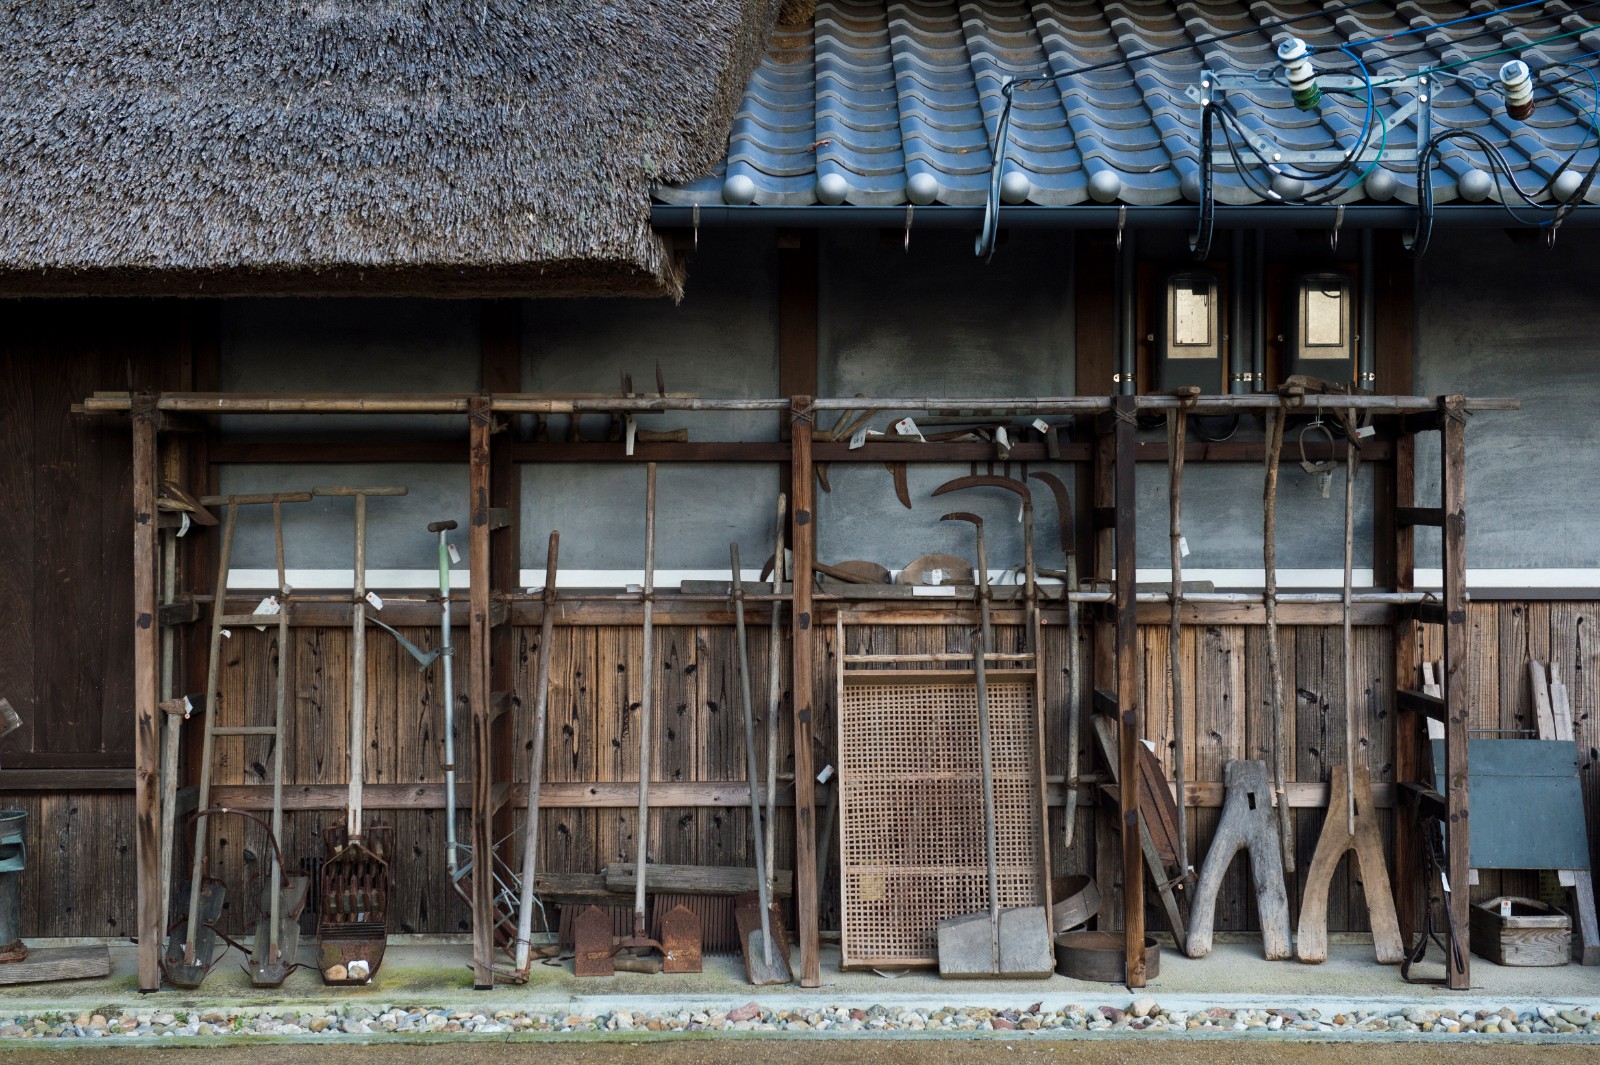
[211,435,1390,467]
[789,396,821,987]
[0,769,135,790]
[131,396,163,993]
[1396,688,1447,722]
[1113,395,1146,988]
[482,301,520,986]
[467,394,496,989]
[1440,394,1471,990]
[206,781,817,810]
[205,595,1400,630]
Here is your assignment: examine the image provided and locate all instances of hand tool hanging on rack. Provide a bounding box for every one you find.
[1165,395,1194,882]
[431,521,464,885]
[762,493,787,948]
[1295,413,1404,965]
[575,464,700,975]
[1262,399,1296,874]
[163,491,312,990]
[1030,472,1082,851]
[930,475,1037,649]
[513,532,560,975]
[935,512,1053,978]
[314,485,407,986]
[730,541,792,985]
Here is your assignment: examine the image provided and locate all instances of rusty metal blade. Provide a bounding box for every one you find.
[1029,471,1076,558]
[886,462,911,508]
[930,473,1032,507]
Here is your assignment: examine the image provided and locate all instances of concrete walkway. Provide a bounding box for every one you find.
[0,935,1595,1018]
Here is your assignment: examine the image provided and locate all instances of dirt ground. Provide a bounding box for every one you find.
[2,1039,1593,1065]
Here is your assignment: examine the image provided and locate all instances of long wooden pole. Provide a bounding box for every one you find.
[468,397,495,988]
[1167,409,1189,876]
[1113,395,1145,988]
[1440,395,1471,990]
[634,464,657,938]
[1262,405,1296,873]
[131,398,162,992]
[789,397,821,987]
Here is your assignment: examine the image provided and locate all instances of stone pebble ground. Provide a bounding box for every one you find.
[0,1000,1597,1040]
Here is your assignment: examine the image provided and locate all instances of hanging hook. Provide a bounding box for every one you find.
[692,203,700,253]
[1329,204,1345,253]
[1116,205,1127,252]
[904,204,914,253]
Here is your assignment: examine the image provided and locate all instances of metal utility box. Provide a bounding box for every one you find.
[1285,270,1357,383]
[1155,271,1226,393]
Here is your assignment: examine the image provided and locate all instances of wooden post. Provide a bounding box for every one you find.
[1091,405,1118,923]
[482,303,521,968]
[1439,394,1470,990]
[1391,425,1420,946]
[789,395,821,987]
[131,394,162,992]
[1113,394,1145,987]
[468,395,496,989]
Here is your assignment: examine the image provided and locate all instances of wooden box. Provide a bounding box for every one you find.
[1469,896,1571,966]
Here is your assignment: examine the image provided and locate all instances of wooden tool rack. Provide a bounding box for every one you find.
[92,380,1510,993]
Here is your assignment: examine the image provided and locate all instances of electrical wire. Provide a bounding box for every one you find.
[975,0,1392,257]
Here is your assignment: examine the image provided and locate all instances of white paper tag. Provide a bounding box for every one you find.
[891,416,924,441]
[365,591,384,610]
[625,415,637,457]
[910,586,957,597]
[1179,535,1190,558]
[1356,425,1376,439]
[995,426,1010,450]
[848,426,868,450]
[928,568,944,586]
[181,695,194,719]
[253,595,280,630]
[178,512,192,538]
[447,543,461,565]
[1032,418,1049,435]
[1441,873,1450,893]
[816,764,835,784]
[1500,898,1512,918]
[221,628,232,639]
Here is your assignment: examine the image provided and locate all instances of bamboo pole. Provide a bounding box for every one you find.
[1263,405,1295,873]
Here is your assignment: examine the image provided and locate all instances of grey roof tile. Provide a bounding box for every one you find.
[660,0,1600,212]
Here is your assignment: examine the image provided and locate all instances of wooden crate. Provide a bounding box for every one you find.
[1469,896,1571,966]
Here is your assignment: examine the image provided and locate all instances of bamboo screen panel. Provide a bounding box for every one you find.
[837,670,1046,968]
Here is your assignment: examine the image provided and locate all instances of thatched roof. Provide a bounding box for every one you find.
[0,1,781,298]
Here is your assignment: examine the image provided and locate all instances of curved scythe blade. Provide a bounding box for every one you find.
[1028,471,1076,559]
[930,473,1032,509]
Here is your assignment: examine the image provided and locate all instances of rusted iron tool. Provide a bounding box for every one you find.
[1030,472,1082,849]
[730,542,792,984]
[935,512,1053,979]
[314,484,408,986]
[513,531,560,975]
[164,491,312,990]
[931,475,1037,649]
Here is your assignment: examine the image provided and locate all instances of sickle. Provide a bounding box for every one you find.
[930,473,1032,509]
[1028,471,1077,559]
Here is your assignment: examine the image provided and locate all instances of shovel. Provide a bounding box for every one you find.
[729,541,792,985]
[314,484,406,985]
[935,512,1053,979]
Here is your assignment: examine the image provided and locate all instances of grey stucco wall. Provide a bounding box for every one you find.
[211,228,1595,587]
[1413,229,1600,574]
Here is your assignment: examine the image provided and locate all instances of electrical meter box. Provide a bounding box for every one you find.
[1287,271,1356,384]
[1155,271,1225,393]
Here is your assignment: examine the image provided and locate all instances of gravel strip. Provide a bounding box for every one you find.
[0,1002,1597,1040]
